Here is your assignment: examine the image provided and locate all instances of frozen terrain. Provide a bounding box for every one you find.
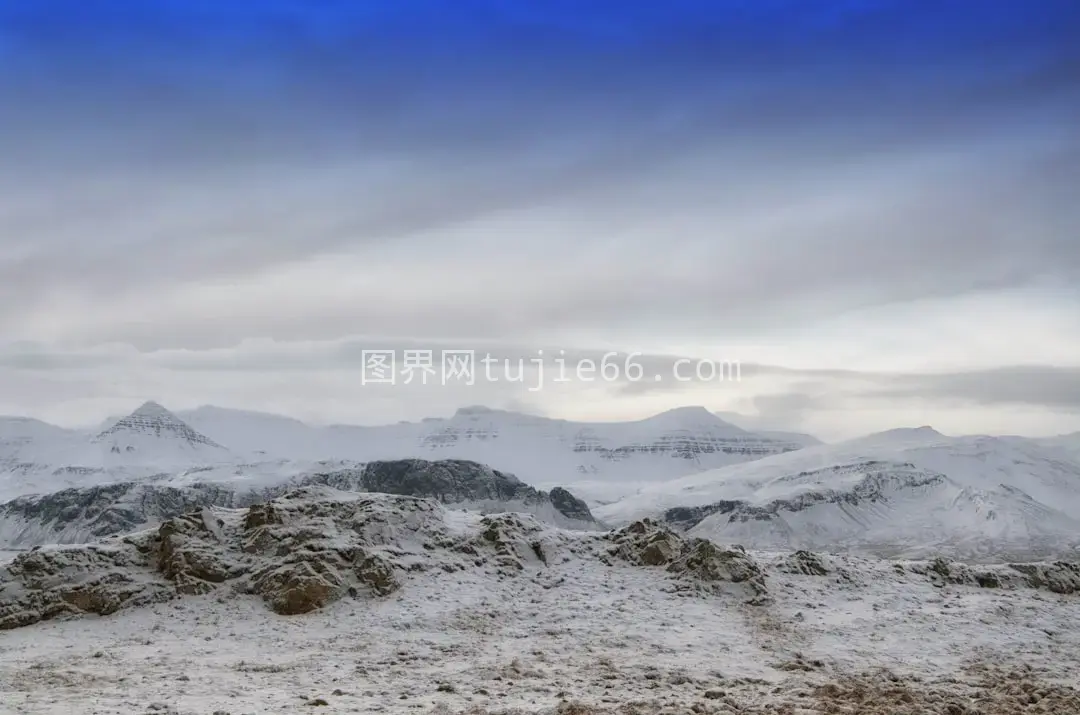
[1,487,1078,714]
[596,426,1080,561]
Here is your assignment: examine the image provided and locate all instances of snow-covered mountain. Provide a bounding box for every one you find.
[596,426,1080,561]
[1039,431,1080,461]
[713,411,824,447]
[93,401,233,462]
[0,402,239,501]
[173,404,807,504]
[0,403,806,546]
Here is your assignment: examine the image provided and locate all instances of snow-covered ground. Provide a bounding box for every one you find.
[3,556,1080,714]
[2,517,1079,714]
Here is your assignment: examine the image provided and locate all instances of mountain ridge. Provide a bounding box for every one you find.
[596,429,1080,560]
[2,402,808,506]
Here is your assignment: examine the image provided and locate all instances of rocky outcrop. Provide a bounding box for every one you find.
[779,550,833,577]
[0,459,596,548]
[1007,561,1080,594]
[4,488,1079,633]
[602,519,770,604]
[343,459,594,526]
[548,487,593,523]
[0,543,173,630]
[900,556,1080,593]
[0,487,585,629]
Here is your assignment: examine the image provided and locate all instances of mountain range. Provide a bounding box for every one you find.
[0,402,811,505]
[2,401,1079,560]
[595,426,1080,560]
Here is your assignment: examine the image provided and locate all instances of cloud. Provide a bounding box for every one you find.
[0,1,1078,436]
[877,366,1080,412]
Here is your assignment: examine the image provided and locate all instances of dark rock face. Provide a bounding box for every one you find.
[358,459,535,503]
[548,487,593,523]
[283,459,595,526]
[0,459,595,548]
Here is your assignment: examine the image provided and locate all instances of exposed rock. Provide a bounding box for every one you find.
[548,487,593,523]
[470,512,556,575]
[669,539,771,604]
[1,487,570,627]
[603,519,769,604]
[1008,561,1080,594]
[779,550,832,576]
[157,508,245,595]
[0,543,172,630]
[5,488,1078,633]
[905,556,1080,594]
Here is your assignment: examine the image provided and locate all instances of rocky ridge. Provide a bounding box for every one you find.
[0,458,597,548]
[0,487,761,630]
[3,486,1079,635]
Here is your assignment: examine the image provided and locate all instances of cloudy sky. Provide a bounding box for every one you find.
[1,0,1078,440]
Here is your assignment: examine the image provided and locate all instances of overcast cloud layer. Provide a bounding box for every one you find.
[1,0,1078,440]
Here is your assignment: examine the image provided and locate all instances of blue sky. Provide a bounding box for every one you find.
[1,1,1078,438]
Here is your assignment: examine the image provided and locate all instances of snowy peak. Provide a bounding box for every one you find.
[859,426,946,444]
[94,401,227,451]
[638,406,750,435]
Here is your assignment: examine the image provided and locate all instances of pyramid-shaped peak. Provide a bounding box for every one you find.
[131,400,174,419]
[455,405,497,417]
[646,406,732,425]
[95,400,226,450]
[653,406,715,419]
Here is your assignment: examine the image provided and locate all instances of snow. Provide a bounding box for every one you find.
[2,475,1080,714]
[1,545,1078,714]
[595,429,1080,560]
[4,401,1080,563]
[1,403,805,506]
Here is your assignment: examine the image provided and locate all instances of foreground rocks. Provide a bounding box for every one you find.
[0,489,721,630]
[602,518,770,604]
[2,488,1078,632]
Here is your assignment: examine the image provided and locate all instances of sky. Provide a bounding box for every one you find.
[1,0,1079,440]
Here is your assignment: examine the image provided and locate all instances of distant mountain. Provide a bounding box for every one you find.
[94,401,230,455]
[174,404,806,504]
[712,412,823,447]
[0,402,237,501]
[596,426,1080,561]
[0,402,806,516]
[177,405,318,457]
[1038,431,1080,461]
